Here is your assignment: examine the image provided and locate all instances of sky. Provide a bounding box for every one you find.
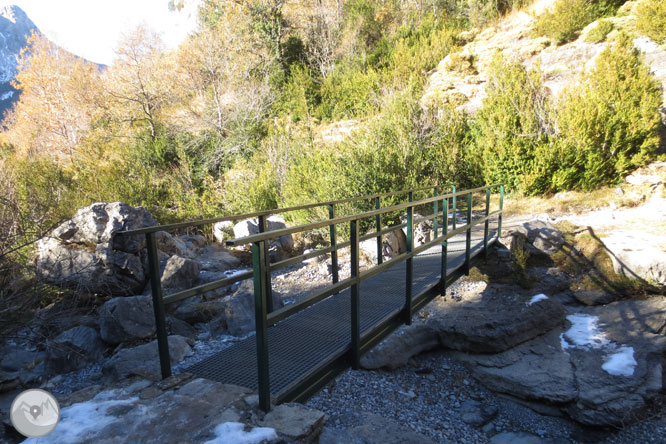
[0,0,201,65]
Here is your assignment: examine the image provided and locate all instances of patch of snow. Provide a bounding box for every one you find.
[602,346,637,377]
[23,391,137,444]
[224,268,252,278]
[560,333,570,350]
[563,314,610,349]
[527,294,548,306]
[202,422,277,444]
[0,90,13,100]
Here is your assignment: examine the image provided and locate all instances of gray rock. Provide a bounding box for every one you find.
[194,245,242,273]
[172,298,226,325]
[161,255,202,293]
[530,267,571,294]
[459,399,498,427]
[35,202,157,295]
[233,216,295,258]
[319,413,434,444]
[0,348,45,372]
[222,280,282,336]
[427,284,566,353]
[260,403,326,442]
[454,329,577,404]
[102,335,192,381]
[360,229,407,263]
[154,231,190,258]
[47,326,105,373]
[572,288,619,306]
[99,295,156,344]
[514,221,564,255]
[360,324,439,370]
[166,316,198,340]
[602,230,666,286]
[178,234,207,252]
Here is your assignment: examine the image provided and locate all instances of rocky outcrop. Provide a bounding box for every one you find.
[99,295,156,344]
[361,324,439,370]
[602,230,666,286]
[507,220,564,256]
[38,376,327,444]
[46,326,105,373]
[160,255,202,293]
[428,284,566,353]
[214,279,283,336]
[35,202,157,296]
[360,229,407,263]
[102,335,192,381]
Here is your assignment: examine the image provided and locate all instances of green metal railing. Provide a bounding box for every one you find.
[116,183,504,412]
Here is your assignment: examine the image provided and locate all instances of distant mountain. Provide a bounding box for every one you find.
[0,5,39,117]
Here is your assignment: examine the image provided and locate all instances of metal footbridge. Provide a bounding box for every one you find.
[117,184,504,411]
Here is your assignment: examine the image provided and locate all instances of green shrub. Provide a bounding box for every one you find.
[636,0,666,44]
[554,33,662,190]
[316,62,381,120]
[585,19,614,43]
[469,53,555,193]
[534,0,625,44]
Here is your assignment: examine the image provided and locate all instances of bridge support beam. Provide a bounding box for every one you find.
[464,192,472,275]
[258,215,274,313]
[350,220,361,369]
[404,192,413,325]
[441,198,448,296]
[252,241,271,412]
[484,188,490,259]
[328,205,339,284]
[146,232,172,380]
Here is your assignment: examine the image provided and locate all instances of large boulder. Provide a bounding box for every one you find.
[219,280,283,336]
[427,284,566,353]
[602,230,666,286]
[99,295,156,344]
[160,255,202,293]
[360,324,439,370]
[508,220,564,256]
[360,229,407,263]
[457,297,666,426]
[232,216,295,259]
[35,202,157,296]
[102,335,192,381]
[46,326,105,373]
[260,403,326,442]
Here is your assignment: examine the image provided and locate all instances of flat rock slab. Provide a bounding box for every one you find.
[319,413,434,444]
[30,377,328,444]
[427,284,566,353]
[360,324,439,370]
[260,403,326,443]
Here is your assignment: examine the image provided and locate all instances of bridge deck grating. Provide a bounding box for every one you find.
[185,223,498,398]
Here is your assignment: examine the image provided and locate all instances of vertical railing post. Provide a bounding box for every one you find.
[405,192,413,325]
[350,219,360,369]
[328,204,339,284]
[451,185,457,231]
[433,187,438,239]
[146,232,171,379]
[484,187,491,258]
[441,198,449,296]
[252,241,270,412]
[464,192,472,275]
[375,196,382,265]
[498,185,504,239]
[257,215,273,313]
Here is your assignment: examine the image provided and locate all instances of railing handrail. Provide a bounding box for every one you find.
[225,184,502,246]
[116,184,448,237]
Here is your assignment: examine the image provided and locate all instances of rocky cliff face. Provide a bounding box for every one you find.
[423,0,666,126]
[0,5,39,116]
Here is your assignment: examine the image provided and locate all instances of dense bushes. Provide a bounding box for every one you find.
[469,33,662,194]
[534,0,626,44]
[636,0,666,44]
[554,34,662,189]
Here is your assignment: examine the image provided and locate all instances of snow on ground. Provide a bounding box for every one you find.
[202,422,277,444]
[527,294,548,306]
[562,314,610,349]
[602,346,637,377]
[561,314,637,377]
[22,391,138,444]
